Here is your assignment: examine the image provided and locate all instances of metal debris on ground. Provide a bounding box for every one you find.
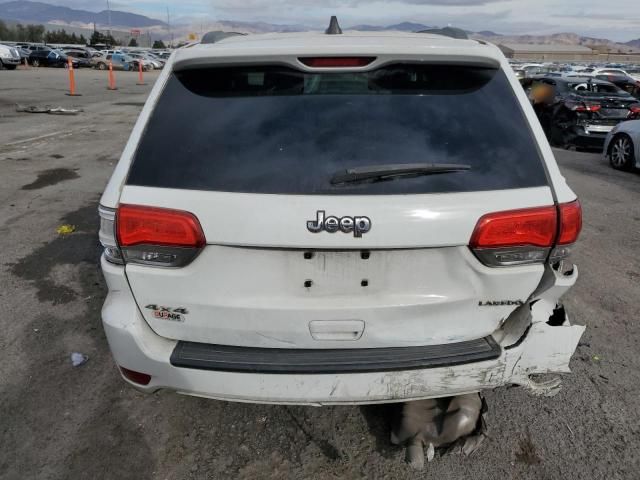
[56,224,76,235]
[16,104,83,115]
[70,352,89,367]
[391,393,488,470]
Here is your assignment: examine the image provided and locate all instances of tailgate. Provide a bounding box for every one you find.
[121,186,552,348]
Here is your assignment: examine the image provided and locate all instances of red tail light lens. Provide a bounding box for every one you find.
[299,57,376,68]
[470,201,582,267]
[629,105,640,114]
[120,366,151,385]
[557,200,582,245]
[567,101,601,112]
[470,206,558,249]
[117,204,205,248]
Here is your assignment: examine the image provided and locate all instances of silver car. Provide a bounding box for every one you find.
[604,120,640,171]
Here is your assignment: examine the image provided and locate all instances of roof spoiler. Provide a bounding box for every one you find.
[201,31,247,44]
[417,27,469,40]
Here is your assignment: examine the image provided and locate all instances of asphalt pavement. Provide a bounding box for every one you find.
[1,68,639,480]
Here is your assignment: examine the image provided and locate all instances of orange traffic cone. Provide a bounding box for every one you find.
[107,60,117,90]
[136,60,146,86]
[66,57,81,96]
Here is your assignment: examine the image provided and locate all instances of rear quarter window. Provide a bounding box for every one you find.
[127,64,549,195]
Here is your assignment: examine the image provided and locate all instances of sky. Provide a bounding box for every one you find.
[52,0,640,41]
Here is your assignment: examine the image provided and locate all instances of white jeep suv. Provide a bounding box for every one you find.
[99,29,584,405]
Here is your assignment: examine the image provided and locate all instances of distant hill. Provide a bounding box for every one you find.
[471,31,640,54]
[625,39,640,48]
[0,0,166,28]
[349,22,432,32]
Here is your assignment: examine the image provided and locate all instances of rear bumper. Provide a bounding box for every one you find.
[569,128,609,149]
[101,256,584,405]
[1,57,20,66]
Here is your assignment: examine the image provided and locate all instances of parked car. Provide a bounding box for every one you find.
[603,120,640,171]
[595,74,640,99]
[98,27,584,405]
[128,52,161,69]
[592,67,640,82]
[61,49,92,68]
[0,43,21,69]
[124,54,152,71]
[523,76,640,149]
[93,53,131,71]
[29,49,79,68]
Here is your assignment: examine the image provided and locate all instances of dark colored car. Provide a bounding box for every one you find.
[522,76,640,149]
[29,49,80,68]
[61,48,93,68]
[595,74,640,100]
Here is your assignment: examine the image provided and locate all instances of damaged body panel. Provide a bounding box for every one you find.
[102,257,584,405]
[524,75,640,149]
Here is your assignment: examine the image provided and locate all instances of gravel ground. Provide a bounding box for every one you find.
[1,68,639,480]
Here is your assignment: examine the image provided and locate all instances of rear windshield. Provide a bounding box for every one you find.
[127,64,548,195]
[565,82,624,95]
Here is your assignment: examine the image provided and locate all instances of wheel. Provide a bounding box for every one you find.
[31,58,40,67]
[609,134,635,171]
[97,62,107,70]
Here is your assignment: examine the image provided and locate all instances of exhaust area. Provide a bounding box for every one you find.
[391,393,487,470]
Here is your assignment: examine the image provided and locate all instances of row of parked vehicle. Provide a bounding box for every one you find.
[0,43,170,71]
[518,63,640,171]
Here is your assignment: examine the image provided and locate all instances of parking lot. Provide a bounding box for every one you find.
[1,67,639,479]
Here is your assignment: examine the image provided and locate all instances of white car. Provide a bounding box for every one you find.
[99,25,584,405]
[0,43,21,69]
[603,120,640,171]
[586,68,640,81]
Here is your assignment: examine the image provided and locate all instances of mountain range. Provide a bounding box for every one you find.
[0,0,166,28]
[1,0,639,51]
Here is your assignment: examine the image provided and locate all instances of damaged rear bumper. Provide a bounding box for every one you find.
[102,257,584,406]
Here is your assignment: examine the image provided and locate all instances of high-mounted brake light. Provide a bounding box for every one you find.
[298,57,376,68]
[116,204,205,267]
[470,202,582,267]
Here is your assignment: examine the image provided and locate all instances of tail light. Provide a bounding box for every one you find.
[99,205,124,264]
[470,201,582,267]
[116,204,205,267]
[298,57,376,68]
[629,104,640,117]
[566,101,601,112]
[98,204,205,267]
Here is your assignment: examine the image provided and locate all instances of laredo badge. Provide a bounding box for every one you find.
[145,304,188,322]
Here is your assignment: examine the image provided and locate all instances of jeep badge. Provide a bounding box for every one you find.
[307,210,371,237]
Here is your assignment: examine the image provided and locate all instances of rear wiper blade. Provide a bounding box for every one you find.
[330,163,471,185]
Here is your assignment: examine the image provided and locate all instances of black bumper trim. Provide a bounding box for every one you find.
[170,336,501,374]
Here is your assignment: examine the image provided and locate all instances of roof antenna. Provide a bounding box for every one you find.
[325,16,343,35]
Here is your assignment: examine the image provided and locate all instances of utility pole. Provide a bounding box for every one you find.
[166,7,172,47]
[106,0,112,38]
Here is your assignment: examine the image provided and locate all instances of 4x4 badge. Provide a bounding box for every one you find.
[307,210,371,237]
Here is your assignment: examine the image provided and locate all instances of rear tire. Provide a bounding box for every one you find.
[31,58,40,67]
[609,134,635,171]
[97,62,106,70]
